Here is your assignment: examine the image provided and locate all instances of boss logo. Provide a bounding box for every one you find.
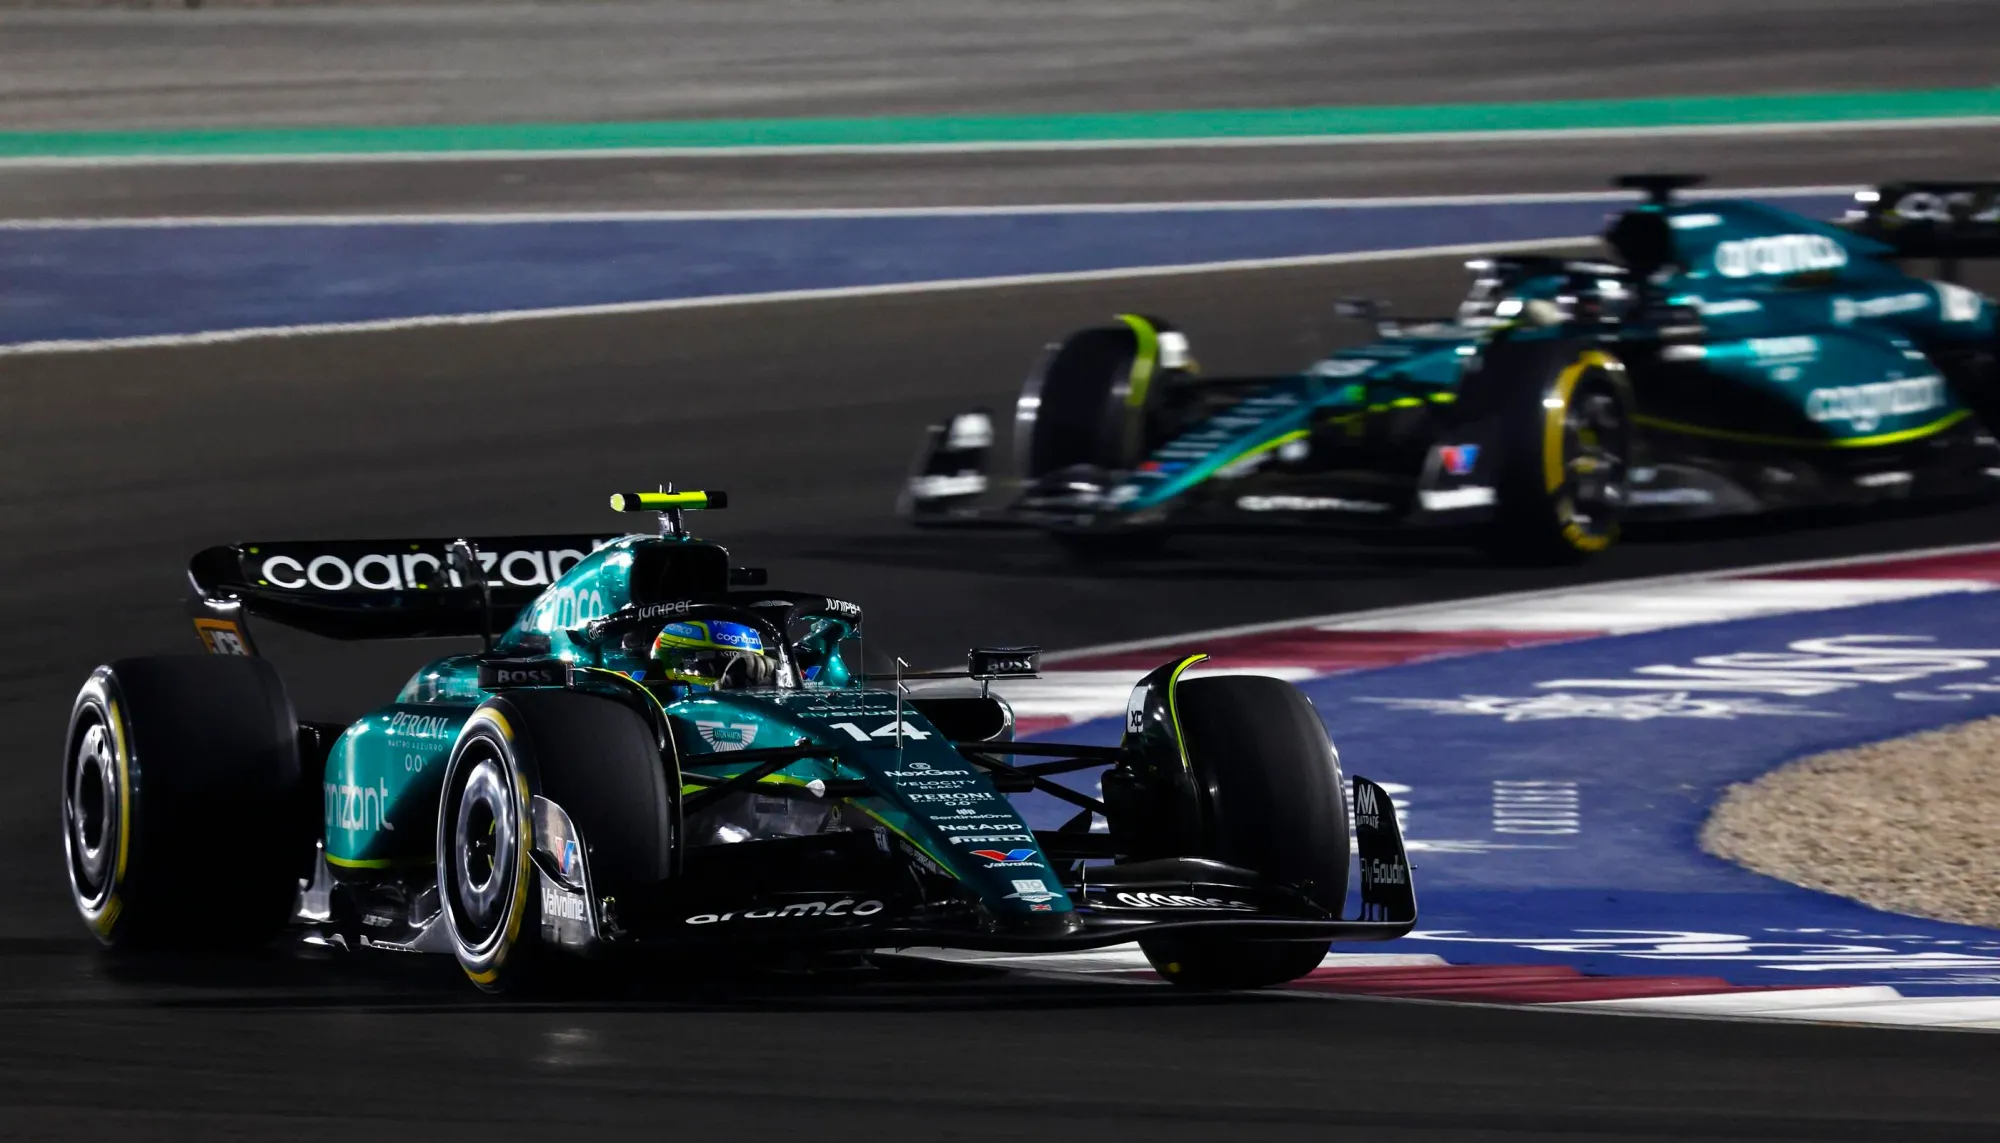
[477,660,567,690]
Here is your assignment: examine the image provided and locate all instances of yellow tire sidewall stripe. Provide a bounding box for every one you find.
[1542,350,1624,553]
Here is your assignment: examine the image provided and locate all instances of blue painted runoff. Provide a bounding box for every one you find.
[0,193,1848,345]
[1021,591,2000,995]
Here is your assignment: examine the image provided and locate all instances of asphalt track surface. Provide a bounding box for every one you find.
[8,3,2000,1137]
[10,254,2000,1139]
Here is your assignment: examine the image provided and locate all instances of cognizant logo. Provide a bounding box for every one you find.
[1806,376,1946,433]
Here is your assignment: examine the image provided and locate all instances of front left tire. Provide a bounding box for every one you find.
[436,689,671,992]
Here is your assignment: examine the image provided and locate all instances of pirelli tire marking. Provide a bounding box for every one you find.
[64,680,134,942]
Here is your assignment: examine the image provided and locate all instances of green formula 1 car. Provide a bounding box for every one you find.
[61,492,1413,992]
[905,176,2000,562]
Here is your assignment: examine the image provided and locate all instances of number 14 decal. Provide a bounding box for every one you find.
[828,720,930,742]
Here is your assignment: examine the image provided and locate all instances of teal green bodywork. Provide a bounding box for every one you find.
[1110,196,1995,512]
[320,534,1065,919]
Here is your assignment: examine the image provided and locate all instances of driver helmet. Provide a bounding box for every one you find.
[650,618,778,692]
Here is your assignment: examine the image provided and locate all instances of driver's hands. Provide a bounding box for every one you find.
[720,652,778,690]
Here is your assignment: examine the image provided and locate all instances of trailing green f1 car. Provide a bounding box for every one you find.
[61,492,1412,992]
[903,177,2000,562]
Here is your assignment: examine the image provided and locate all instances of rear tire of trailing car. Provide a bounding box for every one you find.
[62,656,307,949]
[1024,319,1180,560]
[1482,338,1633,565]
[437,690,670,993]
[1137,675,1348,990]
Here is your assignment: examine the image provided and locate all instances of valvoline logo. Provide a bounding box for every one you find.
[970,848,1036,863]
[1437,444,1480,476]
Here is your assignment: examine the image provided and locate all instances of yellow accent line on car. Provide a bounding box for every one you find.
[325,854,409,869]
[1164,653,1209,772]
[1633,409,1973,449]
[1213,429,1310,471]
[1116,314,1160,411]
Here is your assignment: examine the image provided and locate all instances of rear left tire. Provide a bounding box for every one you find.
[1485,341,1633,565]
[63,656,306,949]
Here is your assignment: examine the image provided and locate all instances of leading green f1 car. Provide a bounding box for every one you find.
[61,492,1413,992]
[904,176,2000,562]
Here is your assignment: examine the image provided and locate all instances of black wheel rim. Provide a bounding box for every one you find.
[1561,372,1630,536]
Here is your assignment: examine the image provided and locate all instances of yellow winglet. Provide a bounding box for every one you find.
[609,490,728,512]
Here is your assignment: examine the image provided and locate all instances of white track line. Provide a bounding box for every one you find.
[0,236,1593,359]
[1040,540,2000,662]
[0,185,1855,230]
[3,117,1994,169]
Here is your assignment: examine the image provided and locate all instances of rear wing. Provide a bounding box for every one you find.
[1845,183,2000,261]
[186,534,614,653]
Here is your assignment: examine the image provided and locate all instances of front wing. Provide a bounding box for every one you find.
[527,777,1416,957]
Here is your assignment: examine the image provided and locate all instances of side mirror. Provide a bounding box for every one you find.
[968,646,1040,679]
[729,566,769,586]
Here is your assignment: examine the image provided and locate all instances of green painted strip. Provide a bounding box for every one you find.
[3,88,1997,159]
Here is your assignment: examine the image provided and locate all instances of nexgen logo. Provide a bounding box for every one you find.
[1354,785,1381,829]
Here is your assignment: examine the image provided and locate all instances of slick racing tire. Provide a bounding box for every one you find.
[437,690,670,993]
[1485,340,1633,565]
[1136,675,1348,990]
[62,656,306,949]
[1022,314,1188,479]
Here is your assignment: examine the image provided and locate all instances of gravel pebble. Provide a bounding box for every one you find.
[1702,716,2000,930]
